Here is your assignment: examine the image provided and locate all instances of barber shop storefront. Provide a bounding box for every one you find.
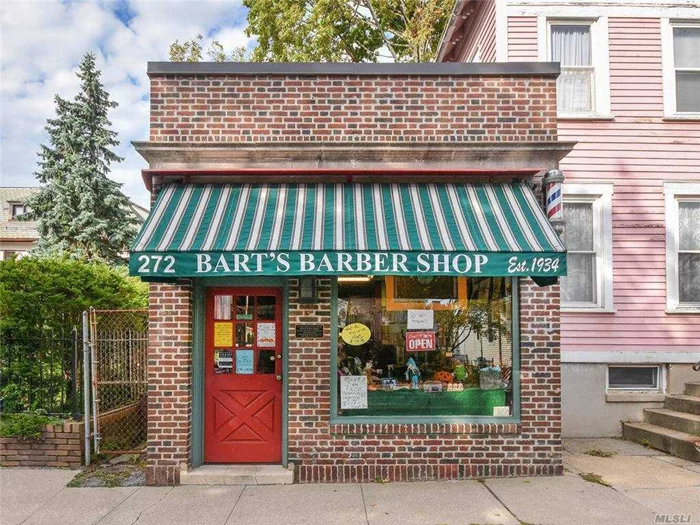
[131,62,573,485]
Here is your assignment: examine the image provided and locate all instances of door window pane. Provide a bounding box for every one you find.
[214,295,232,320]
[257,296,276,320]
[551,25,594,113]
[236,296,254,320]
[236,323,254,347]
[257,350,276,374]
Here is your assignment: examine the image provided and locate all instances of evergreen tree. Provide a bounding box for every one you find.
[25,53,138,264]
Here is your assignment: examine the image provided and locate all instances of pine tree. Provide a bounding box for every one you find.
[25,53,138,264]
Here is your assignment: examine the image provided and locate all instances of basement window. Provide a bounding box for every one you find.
[607,366,660,391]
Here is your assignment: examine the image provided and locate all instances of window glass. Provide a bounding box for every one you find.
[674,27,700,113]
[257,296,276,320]
[551,25,593,113]
[608,366,659,390]
[11,204,25,219]
[562,202,596,304]
[679,202,700,304]
[335,276,514,418]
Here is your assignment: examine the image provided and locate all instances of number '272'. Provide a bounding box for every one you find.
[137,255,175,273]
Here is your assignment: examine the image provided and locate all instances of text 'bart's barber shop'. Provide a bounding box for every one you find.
[130,62,573,485]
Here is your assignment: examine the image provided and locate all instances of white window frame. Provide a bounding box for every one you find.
[665,182,700,313]
[10,203,25,219]
[606,365,663,393]
[539,17,611,119]
[562,183,614,312]
[662,19,700,119]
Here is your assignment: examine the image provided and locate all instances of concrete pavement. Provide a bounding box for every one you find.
[1,439,698,525]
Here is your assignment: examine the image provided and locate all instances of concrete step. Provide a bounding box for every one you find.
[622,422,700,462]
[180,464,295,485]
[664,394,700,415]
[685,383,700,397]
[644,408,700,435]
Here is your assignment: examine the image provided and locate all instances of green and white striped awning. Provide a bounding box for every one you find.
[129,182,566,278]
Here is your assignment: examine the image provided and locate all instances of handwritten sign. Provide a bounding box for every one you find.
[340,375,368,409]
[341,323,371,346]
[407,310,434,330]
[236,349,254,374]
[405,331,436,352]
[214,322,233,347]
[257,322,276,347]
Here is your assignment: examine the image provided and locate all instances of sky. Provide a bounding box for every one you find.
[1,0,253,207]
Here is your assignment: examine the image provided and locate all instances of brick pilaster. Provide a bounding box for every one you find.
[146,280,193,485]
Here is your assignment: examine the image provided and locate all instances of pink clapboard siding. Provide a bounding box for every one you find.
[559,17,699,352]
[505,15,700,353]
[456,0,497,63]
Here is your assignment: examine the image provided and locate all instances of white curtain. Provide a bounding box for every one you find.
[561,203,596,303]
[679,202,700,303]
[551,25,593,113]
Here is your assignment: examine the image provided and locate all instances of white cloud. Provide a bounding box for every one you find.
[0,0,252,207]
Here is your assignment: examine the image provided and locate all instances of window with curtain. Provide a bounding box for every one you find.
[551,24,594,114]
[679,201,700,304]
[673,26,700,113]
[561,202,597,304]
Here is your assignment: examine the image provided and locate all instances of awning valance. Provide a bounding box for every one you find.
[129,182,566,278]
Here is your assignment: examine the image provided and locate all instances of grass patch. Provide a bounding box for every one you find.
[0,412,61,439]
[68,453,146,488]
[584,448,615,458]
[579,472,611,487]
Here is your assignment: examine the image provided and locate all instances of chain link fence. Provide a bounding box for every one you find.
[89,308,148,454]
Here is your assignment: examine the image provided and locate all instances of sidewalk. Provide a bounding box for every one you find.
[2,439,698,525]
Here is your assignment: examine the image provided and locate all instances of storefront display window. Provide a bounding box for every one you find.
[334,276,516,419]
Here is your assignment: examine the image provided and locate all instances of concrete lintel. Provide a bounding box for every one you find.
[147,61,560,77]
[132,141,575,172]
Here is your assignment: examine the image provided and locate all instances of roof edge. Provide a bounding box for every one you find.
[147,61,560,77]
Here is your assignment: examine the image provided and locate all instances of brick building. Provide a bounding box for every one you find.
[130,62,574,485]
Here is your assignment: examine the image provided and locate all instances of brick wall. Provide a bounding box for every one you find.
[286,277,562,482]
[1,422,83,468]
[146,281,193,485]
[149,75,557,143]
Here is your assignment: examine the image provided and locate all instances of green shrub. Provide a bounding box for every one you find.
[0,256,147,413]
[0,412,59,439]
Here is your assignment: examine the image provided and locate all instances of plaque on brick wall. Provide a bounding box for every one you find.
[295,324,324,338]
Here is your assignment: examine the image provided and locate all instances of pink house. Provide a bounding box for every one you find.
[438,0,700,449]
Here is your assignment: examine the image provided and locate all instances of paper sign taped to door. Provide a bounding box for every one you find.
[214,322,233,347]
[236,349,254,374]
[257,322,276,347]
[340,375,368,409]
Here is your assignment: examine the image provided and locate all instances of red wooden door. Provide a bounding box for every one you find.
[204,287,283,463]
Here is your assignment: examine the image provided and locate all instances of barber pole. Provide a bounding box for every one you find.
[543,169,565,222]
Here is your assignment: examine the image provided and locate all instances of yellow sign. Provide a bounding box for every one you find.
[341,323,371,346]
[214,322,233,347]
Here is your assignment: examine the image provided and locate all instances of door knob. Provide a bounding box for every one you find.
[277,354,282,359]
[276,375,282,381]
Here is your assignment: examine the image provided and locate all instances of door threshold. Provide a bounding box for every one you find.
[180,464,294,486]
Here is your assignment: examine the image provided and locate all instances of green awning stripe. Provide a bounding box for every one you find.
[132,182,565,255]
